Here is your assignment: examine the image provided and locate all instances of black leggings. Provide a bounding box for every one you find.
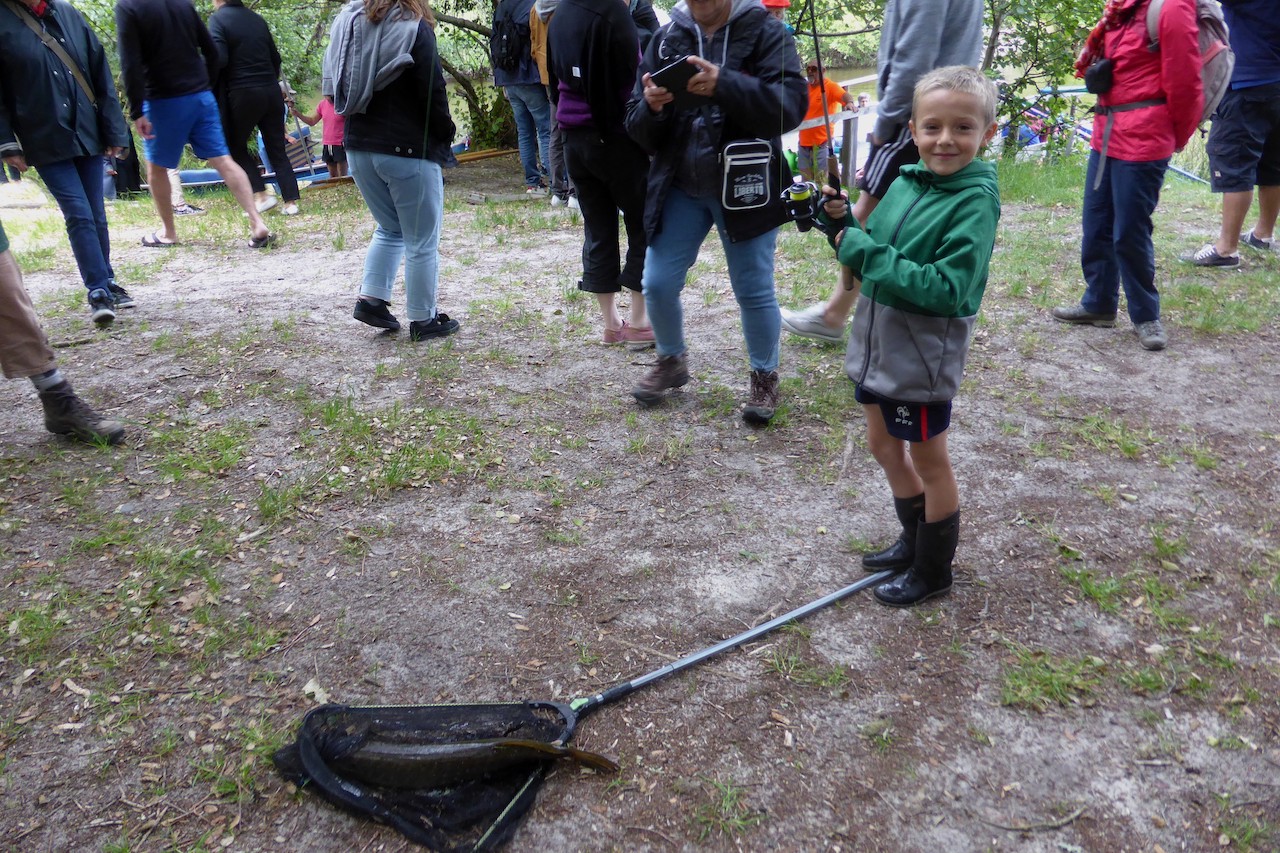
[222,83,300,202]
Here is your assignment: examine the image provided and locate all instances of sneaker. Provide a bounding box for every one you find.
[1135,319,1167,351]
[409,313,460,341]
[1181,243,1239,267]
[87,288,115,326]
[525,185,548,197]
[1243,231,1274,252]
[780,303,845,342]
[567,195,580,211]
[281,203,300,216]
[632,354,689,406]
[108,283,135,309]
[39,381,125,445]
[1050,304,1117,327]
[353,297,400,331]
[255,196,278,213]
[173,202,205,217]
[743,369,780,425]
[550,194,567,208]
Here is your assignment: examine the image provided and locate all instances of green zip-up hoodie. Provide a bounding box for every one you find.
[831,158,999,404]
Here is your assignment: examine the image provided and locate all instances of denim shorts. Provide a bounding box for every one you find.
[1206,82,1280,193]
[142,90,229,169]
[856,385,952,442]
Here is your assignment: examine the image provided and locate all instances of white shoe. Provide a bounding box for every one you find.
[256,196,278,213]
[281,203,299,216]
[550,194,566,208]
[567,195,580,211]
[780,303,846,342]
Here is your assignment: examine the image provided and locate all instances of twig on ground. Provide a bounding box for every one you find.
[625,825,680,847]
[980,804,1087,832]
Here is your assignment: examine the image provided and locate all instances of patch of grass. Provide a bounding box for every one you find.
[1000,644,1104,711]
[1072,413,1156,460]
[1059,565,1123,612]
[691,776,765,841]
[859,717,896,753]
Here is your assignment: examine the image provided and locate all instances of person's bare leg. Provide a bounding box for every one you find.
[1216,189,1253,255]
[627,290,649,329]
[146,163,178,242]
[907,431,959,521]
[864,404,925,498]
[207,155,269,239]
[597,292,621,332]
[1251,184,1279,241]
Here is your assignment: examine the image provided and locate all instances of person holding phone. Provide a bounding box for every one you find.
[625,0,805,425]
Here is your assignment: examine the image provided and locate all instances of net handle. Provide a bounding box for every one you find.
[571,569,896,718]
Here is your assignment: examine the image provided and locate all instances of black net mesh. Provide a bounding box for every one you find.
[274,702,575,852]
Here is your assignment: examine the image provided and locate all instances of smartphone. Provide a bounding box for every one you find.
[649,56,705,110]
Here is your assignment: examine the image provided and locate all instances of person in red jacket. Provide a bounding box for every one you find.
[1052,0,1202,351]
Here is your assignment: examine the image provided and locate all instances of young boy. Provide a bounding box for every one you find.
[818,66,1000,607]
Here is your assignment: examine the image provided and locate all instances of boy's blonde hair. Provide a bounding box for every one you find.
[912,66,998,127]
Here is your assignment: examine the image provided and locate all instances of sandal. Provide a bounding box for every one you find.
[141,231,178,248]
[248,233,277,249]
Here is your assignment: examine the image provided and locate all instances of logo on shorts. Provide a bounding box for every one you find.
[894,405,914,427]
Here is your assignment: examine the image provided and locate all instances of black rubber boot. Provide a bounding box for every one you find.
[873,510,958,607]
[862,493,925,573]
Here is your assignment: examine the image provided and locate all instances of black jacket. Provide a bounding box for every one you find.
[208,1,282,92]
[546,0,640,134]
[0,0,128,167]
[343,20,455,166]
[116,0,220,120]
[625,0,805,242]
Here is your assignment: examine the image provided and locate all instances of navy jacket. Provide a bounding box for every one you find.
[116,0,220,120]
[492,0,540,87]
[0,0,128,167]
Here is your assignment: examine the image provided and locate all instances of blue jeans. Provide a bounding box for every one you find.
[641,186,781,371]
[504,84,551,188]
[1080,151,1168,325]
[348,151,445,322]
[35,156,114,294]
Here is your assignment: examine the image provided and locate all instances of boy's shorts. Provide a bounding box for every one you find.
[322,144,347,166]
[1205,82,1280,193]
[856,124,919,199]
[856,385,951,442]
[142,90,230,170]
[796,142,830,177]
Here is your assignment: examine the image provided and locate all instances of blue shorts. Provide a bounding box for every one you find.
[142,91,229,170]
[856,385,951,442]
[1206,82,1280,193]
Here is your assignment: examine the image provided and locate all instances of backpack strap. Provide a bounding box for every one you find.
[1145,0,1166,51]
[2,0,98,109]
[1091,98,1167,189]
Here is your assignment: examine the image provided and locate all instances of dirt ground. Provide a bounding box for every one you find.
[0,155,1277,853]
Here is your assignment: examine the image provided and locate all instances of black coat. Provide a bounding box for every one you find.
[0,0,128,168]
[625,0,805,243]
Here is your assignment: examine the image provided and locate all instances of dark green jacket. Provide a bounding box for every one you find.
[835,158,1000,404]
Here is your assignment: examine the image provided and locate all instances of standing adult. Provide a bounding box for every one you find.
[547,0,653,347]
[492,0,551,193]
[0,216,124,444]
[290,95,347,179]
[796,59,854,183]
[778,0,984,343]
[625,0,806,425]
[324,0,459,341]
[115,0,274,249]
[1053,0,1202,351]
[530,0,574,207]
[0,0,132,326]
[208,0,301,216]
[1182,0,1279,267]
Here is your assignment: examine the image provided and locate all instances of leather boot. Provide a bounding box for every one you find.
[862,493,925,573]
[873,510,958,607]
[39,381,125,445]
[632,354,689,406]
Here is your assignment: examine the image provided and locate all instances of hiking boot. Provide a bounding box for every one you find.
[1135,319,1166,351]
[874,510,958,607]
[742,369,780,425]
[1050,304,1116,327]
[1181,243,1239,267]
[779,303,845,342]
[863,493,925,573]
[632,354,689,406]
[108,283,135,309]
[88,288,115,326]
[1242,231,1274,252]
[173,202,205,216]
[353,297,400,331]
[39,381,125,445]
[409,313,460,341]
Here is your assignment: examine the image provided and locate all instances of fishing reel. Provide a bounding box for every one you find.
[782,178,842,238]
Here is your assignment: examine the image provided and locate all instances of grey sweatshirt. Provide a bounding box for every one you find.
[322,0,420,115]
[873,0,984,140]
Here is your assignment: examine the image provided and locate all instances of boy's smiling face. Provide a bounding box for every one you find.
[908,90,998,177]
